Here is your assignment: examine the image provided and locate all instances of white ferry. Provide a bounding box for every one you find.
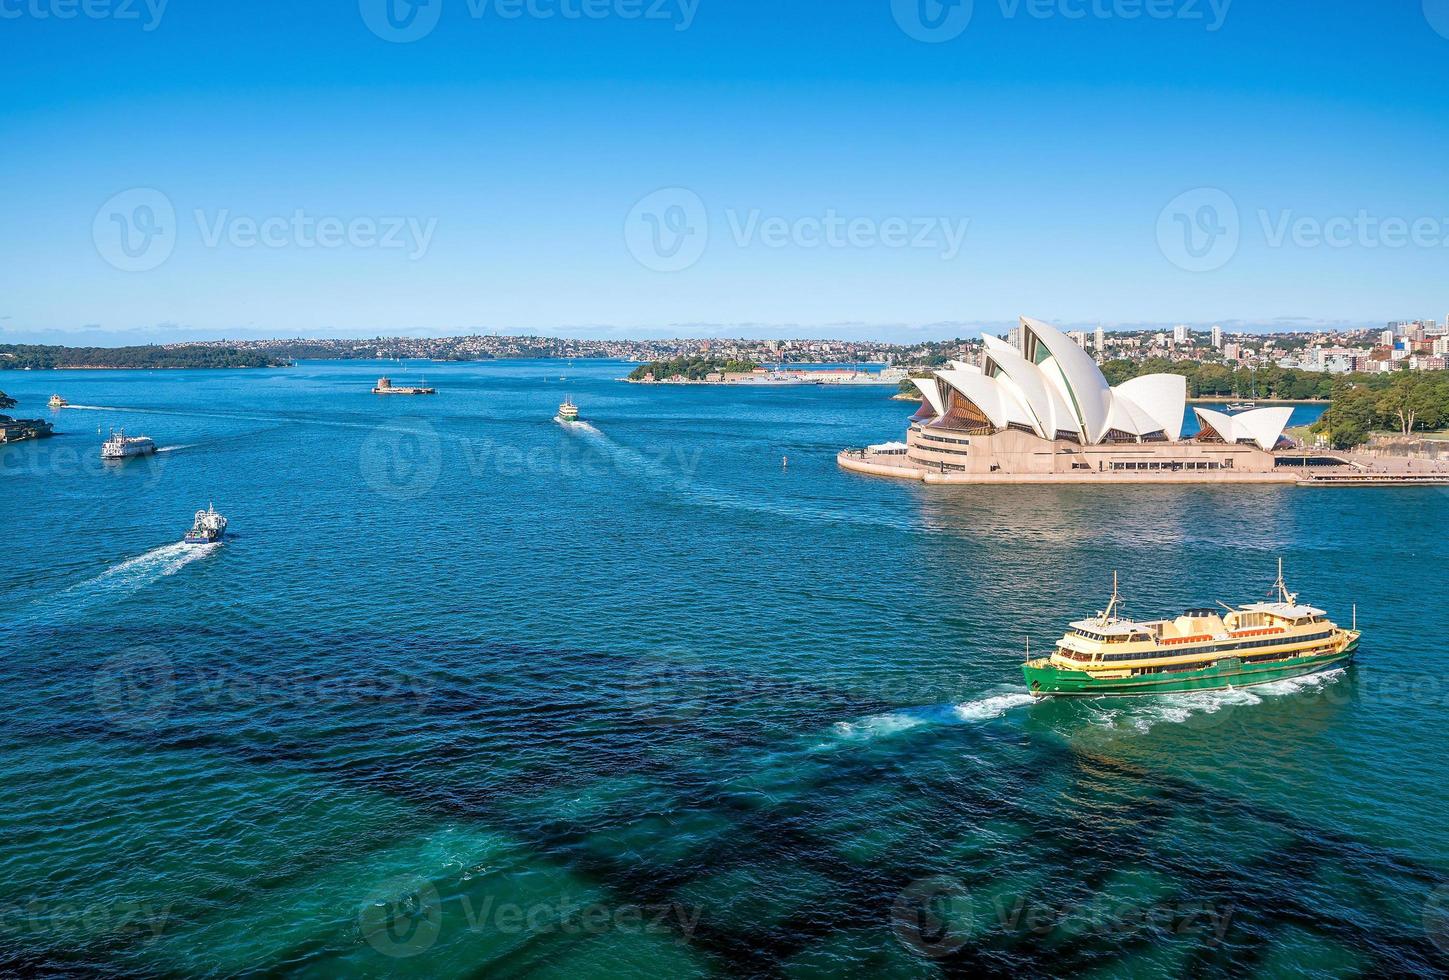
[100,429,157,459]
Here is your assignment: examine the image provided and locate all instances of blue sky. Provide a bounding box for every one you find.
[3,0,1449,343]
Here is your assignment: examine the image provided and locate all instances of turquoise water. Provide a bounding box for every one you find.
[2,360,1447,977]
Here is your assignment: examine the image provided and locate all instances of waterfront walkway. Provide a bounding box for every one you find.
[837,448,1449,487]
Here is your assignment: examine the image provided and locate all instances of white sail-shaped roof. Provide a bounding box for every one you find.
[982,335,1081,439]
[1114,374,1187,441]
[935,366,1035,431]
[1193,406,1293,451]
[1020,317,1114,443]
[909,376,947,418]
[906,316,1200,447]
[1103,392,1163,437]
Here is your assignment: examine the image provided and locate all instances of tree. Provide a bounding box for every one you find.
[0,390,14,410]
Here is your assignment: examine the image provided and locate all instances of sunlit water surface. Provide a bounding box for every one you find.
[2,361,1446,977]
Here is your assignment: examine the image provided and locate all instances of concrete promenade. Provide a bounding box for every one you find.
[837,448,1449,487]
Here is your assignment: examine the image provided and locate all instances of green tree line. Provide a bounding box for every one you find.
[1311,372,1449,448]
[1099,359,1335,400]
[0,345,285,370]
[627,356,760,381]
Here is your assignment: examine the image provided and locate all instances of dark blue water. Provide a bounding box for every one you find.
[2,361,1447,977]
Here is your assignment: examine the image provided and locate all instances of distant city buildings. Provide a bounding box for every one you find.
[163,316,1449,375]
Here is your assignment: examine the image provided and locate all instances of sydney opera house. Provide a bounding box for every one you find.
[839,317,1300,484]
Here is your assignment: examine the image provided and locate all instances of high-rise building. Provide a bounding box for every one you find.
[1007,326,1022,351]
[1380,329,1396,348]
[1210,324,1223,349]
[1223,342,1240,361]
[1094,325,1105,353]
[1173,324,1190,345]
[1068,330,1088,349]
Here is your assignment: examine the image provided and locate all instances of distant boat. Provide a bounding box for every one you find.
[1226,401,1257,413]
[555,398,581,424]
[372,376,436,395]
[183,503,228,545]
[100,429,156,459]
[48,394,67,409]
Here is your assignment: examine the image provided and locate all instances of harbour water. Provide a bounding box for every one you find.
[2,360,1448,976]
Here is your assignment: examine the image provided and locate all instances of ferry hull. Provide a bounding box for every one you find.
[1024,639,1357,698]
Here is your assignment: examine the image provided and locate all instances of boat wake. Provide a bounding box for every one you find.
[1091,669,1348,733]
[13,542,220,629]
[556,419,600,435]
[954,691,1037,721]
[156,444,197,453]
[824,689,1034,746]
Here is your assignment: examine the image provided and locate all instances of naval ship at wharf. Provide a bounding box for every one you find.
[840,317,1449,487]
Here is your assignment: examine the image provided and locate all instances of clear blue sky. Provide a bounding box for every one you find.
[3,0,1448,343]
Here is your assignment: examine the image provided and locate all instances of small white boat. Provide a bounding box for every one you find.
[183,503,228,545]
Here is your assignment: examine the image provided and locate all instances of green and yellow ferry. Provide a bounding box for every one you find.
[1024,562,1359,697]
